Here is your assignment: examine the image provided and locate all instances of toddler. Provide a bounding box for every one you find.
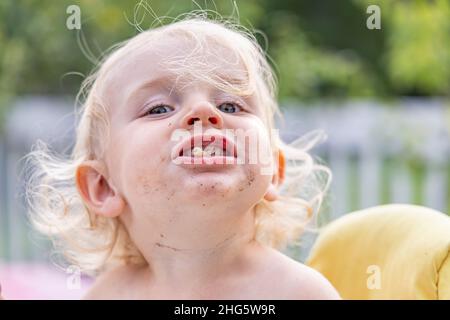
[23,13,340,299]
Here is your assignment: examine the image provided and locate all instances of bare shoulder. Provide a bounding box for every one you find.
[286,262,341,300]
[258,247,341,300]
[83,264,141,300]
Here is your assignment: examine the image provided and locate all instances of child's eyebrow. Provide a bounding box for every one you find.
[126,76,175,104]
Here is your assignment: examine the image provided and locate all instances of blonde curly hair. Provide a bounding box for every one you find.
[25,11,331,274]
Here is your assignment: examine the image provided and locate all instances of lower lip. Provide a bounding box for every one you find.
[174,156,238,165]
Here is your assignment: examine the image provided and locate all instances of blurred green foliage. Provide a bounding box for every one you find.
[0,0,449,122]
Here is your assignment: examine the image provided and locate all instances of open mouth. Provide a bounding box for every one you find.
[176,134,237,159]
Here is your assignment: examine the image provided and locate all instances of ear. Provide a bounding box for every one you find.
[263,149,285,202]
[75,160,125,218]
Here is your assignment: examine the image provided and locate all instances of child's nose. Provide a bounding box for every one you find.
[181,101,223,128]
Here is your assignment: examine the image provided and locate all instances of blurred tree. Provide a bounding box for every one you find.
[0,0,449,128]
[383,0,450,96]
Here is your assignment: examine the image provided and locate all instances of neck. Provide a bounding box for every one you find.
[127,206,260,290]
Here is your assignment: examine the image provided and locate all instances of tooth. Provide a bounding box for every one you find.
[213,146,223,156]
[203,144,214,156]
[205,145,224,157]
[192,147,203,157]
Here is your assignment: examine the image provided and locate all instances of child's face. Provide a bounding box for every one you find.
[78,36,279,248]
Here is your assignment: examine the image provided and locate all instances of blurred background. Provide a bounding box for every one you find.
[0,0,449,298]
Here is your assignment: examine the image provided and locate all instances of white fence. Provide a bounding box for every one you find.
[280,99,449,220]
[0,97,449,261]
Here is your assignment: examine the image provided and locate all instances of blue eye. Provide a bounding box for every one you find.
[144,103,174,116]
[217,102,243,113]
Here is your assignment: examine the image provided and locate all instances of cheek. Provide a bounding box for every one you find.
[113,126,169,197]
[241,120,274,168]
[229,164,272,211]
[244,122,276,195]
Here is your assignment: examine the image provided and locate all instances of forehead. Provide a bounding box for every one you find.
[100,35,252,107]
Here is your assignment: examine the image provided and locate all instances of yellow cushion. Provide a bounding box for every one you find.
[306,204,450,299]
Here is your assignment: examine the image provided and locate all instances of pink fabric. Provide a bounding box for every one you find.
[0,262,93,300]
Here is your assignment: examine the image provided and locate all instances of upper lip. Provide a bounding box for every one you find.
[172,133,237,160]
